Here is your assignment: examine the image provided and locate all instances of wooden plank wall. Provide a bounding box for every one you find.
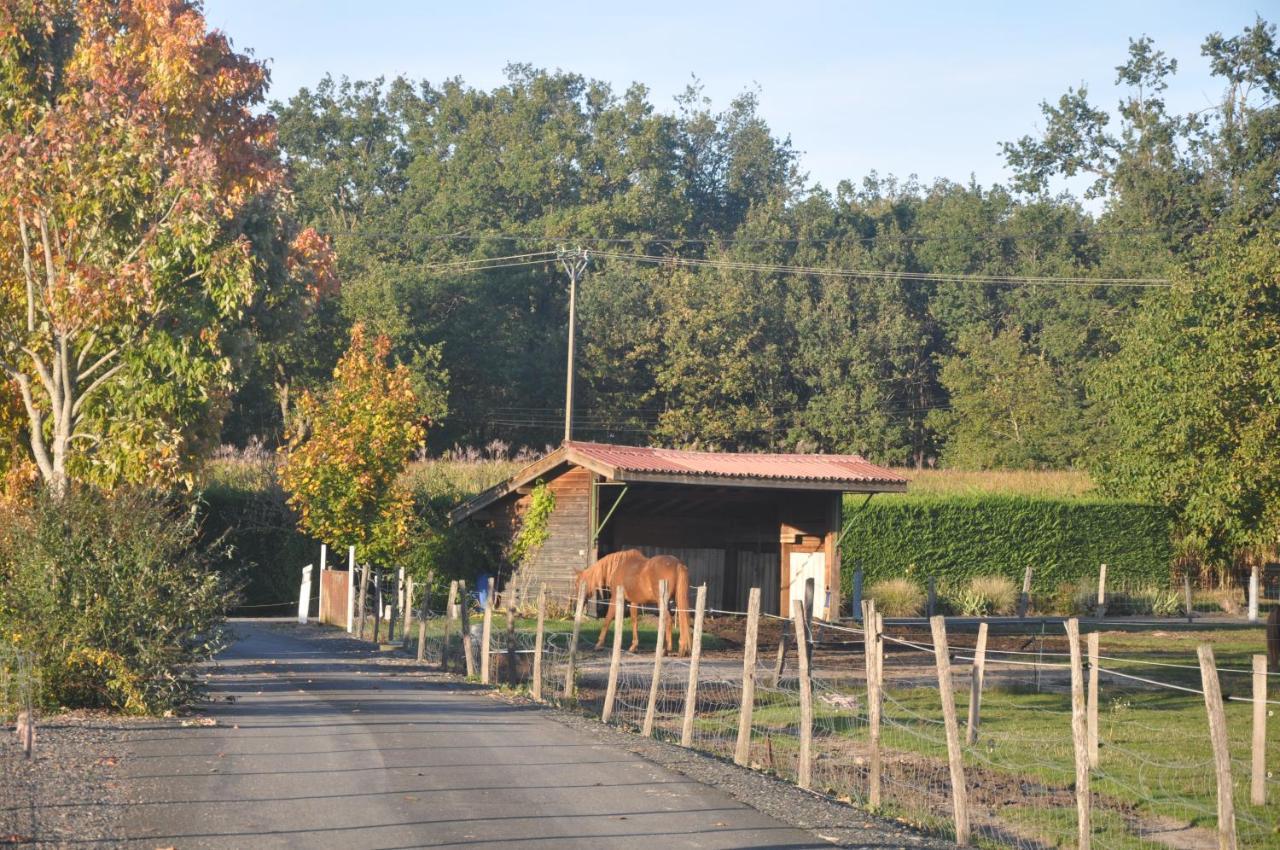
[507,467,593,602]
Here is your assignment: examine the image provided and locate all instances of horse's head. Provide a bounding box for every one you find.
[574,563,600,597]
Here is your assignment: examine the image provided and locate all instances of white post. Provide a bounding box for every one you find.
[1248,564,1260,623]
[298,564,313,625]
[346,545,355,633]
[319,544,328,620]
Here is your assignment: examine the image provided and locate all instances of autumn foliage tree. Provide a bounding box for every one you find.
[0,0,333,492]
[280,325,426,562]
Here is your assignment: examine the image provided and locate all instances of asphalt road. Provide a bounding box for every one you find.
[120,620,831,849]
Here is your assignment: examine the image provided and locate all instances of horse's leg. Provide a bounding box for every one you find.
[595,593,615,649]
[630,601,641,652]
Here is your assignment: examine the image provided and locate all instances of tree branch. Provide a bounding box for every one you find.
[76,346,119,384]
[13,372,54,484]
[71,361,125,419]
[17,209,38,333]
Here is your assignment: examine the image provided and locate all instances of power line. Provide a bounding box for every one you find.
[418,247,1170,287]
[590,249,1171,287]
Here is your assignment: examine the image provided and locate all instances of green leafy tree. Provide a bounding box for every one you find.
[1092,225,1280,567]
[280,325,433,561]
[930,327,1083,469]
[0,0,331,491]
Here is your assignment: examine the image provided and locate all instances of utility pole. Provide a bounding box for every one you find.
[559,248,589,444]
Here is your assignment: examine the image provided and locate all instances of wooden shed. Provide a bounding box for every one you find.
[449,441,907,619]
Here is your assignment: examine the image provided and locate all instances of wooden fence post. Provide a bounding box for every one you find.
[505,594,517,687]
[1185,572,1195,624]
[1087,631,1100,768]
[532,585,547,701]
[405,576,415,630]
[1248,564,1260,623]
[642,579,669,737]
[927,577,937,618]
[1252,654,1267,806]
[357,560,371,639]
[346,546,356,634]
[929,616,970,846]
[865,599,882,808]
[372,570,382,643]
[734,587,761,767]
[772,628,789,687]
[1018,566,1033,618]
[415,577,429,662]
[387,569,400,643]
[1198,644,1238,850]
[480,577,494,684]
[601,585,625,723]
[1096,564,1107,619]
[792,599,814,790]
[562,583,587,700]
[459,581,476,678]
[680,584,708,748]
[442,580,458,671]
[1065,618,1092,850]
[966,621,988,744]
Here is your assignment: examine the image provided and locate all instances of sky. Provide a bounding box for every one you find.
[203,1,1269,194]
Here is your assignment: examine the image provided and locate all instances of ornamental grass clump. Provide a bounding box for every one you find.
[866,578,926,617]
[957,575,1018,616]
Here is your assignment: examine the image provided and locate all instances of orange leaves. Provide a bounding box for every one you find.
[287,228,339,301]
[280,324,425,560]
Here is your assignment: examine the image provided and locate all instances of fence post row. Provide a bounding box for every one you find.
[1065,618,1092,850]
[562,583,587,700]
[929,615,970,846]
[733,587,761,767]
[1197,644,1238,850]
[791,599,814,790]
[965,621,988,744]
[532,585,547,701]
[642,579,669,737]
[680,584,708,748]
[601,585,625,723]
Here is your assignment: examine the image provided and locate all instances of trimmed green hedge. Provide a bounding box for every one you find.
[840,495,1173,597]
[197,484,316,614]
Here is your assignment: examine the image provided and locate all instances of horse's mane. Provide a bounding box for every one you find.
[577,549,643,594]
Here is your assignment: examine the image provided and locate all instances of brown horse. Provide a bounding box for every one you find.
[575,550,691,656]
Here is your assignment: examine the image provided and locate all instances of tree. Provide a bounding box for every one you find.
[280,324,431,561]
[0,0,331,491]
[1091,225,1280,568]
[929,327,1082,469]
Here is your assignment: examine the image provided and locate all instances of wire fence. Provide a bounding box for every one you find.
[1,643,39,841]
[401,582,1278,850]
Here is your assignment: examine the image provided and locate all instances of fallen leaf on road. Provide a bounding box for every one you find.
[180,717,217,727]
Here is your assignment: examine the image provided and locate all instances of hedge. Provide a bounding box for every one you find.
[840,494,1173,597]
[197,484,316,614]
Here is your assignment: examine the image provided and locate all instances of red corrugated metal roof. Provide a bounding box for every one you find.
[565,441,907,485]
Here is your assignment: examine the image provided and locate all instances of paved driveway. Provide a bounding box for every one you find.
[120,621,830,849]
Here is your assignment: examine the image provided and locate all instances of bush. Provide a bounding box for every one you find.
[841,495,1173,600]
[0,490,233,713]
[865,578,925,617]
[956,575,1018,616]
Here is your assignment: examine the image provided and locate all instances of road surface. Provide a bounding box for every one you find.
[120,620,831,849]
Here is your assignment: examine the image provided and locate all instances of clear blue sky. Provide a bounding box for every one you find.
[204,1,1267,193]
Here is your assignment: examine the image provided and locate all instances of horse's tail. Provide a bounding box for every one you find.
[674,563,692,655]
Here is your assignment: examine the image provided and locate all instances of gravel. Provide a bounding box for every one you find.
[0,711,131,847]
